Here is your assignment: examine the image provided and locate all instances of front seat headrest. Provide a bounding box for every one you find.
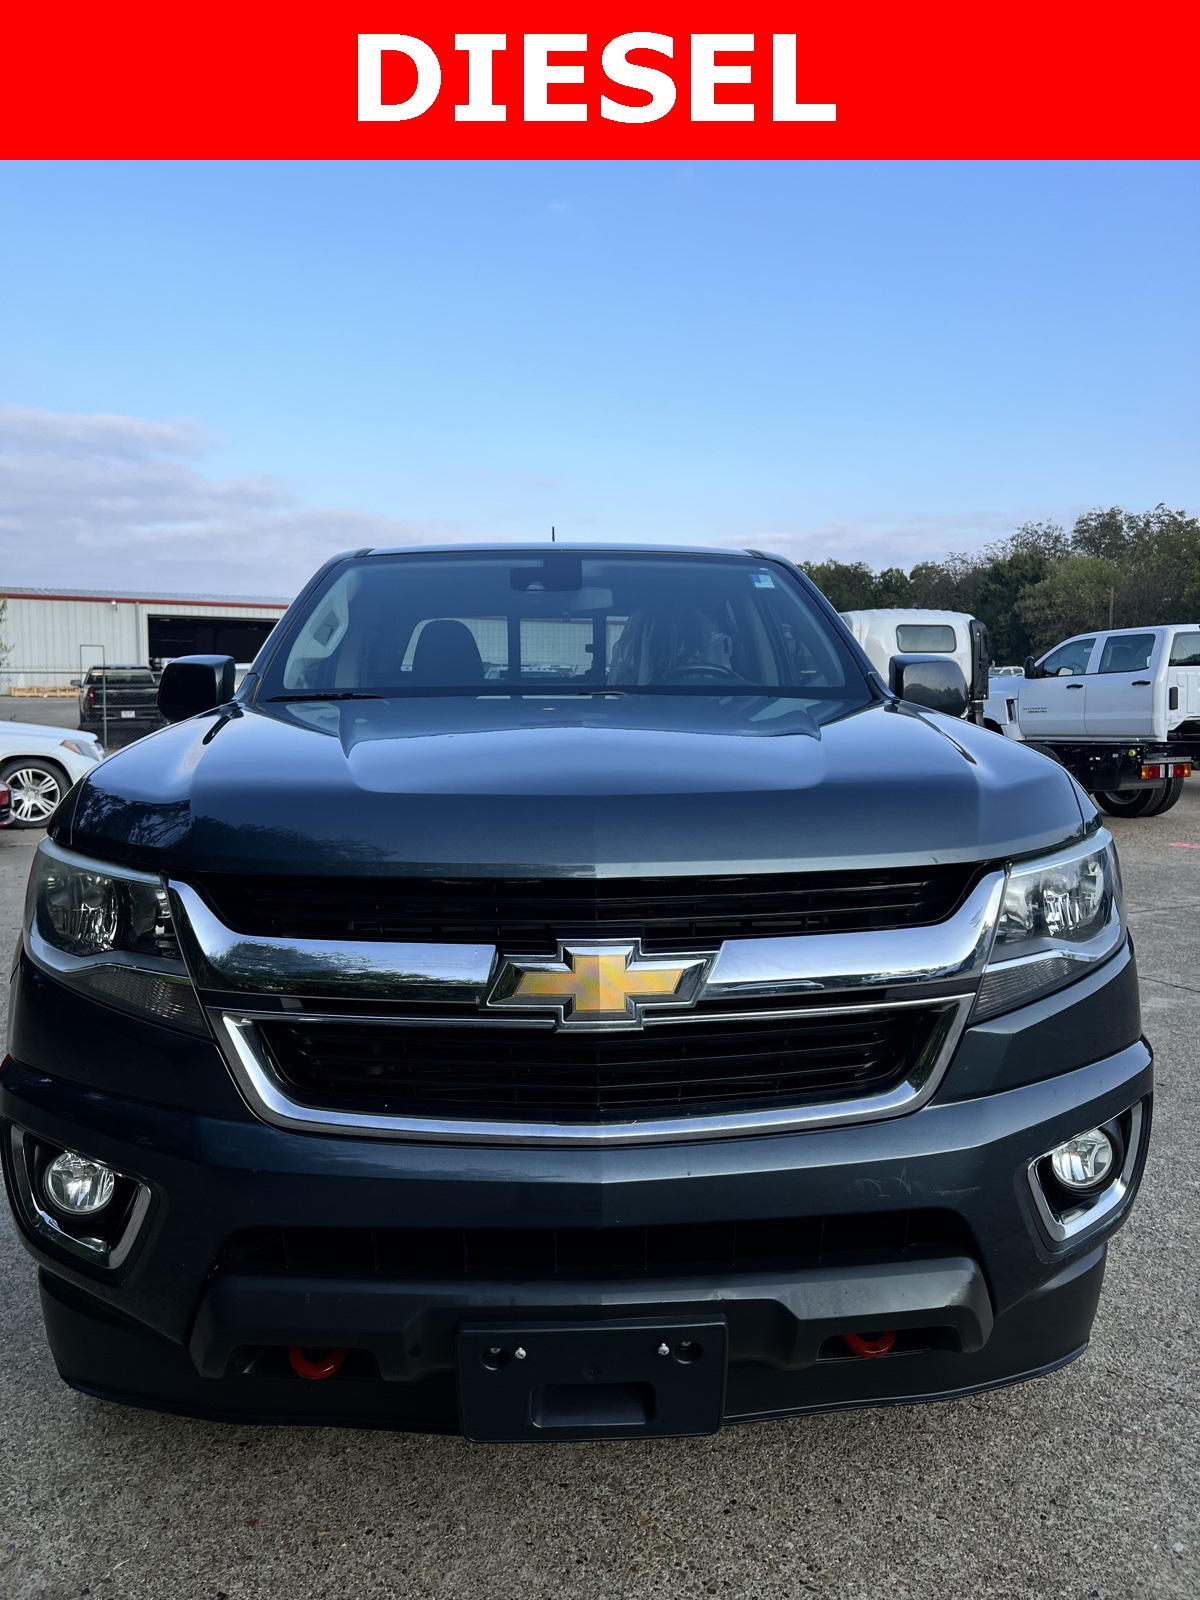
[410,619,485,685]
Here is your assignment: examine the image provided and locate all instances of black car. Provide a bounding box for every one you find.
[3,547,1151,1441]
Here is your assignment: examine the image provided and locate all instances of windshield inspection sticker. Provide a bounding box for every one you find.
[751,572,775,588]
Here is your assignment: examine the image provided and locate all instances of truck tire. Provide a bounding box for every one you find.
[0,756,70,829]
[1092,787,1162,818]
[1025,743,1063,765]
[1145,777,1185,816]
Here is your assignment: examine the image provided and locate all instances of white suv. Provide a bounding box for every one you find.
[0,722,105,828]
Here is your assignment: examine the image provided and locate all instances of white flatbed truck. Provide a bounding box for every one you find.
[983,624,1200,816]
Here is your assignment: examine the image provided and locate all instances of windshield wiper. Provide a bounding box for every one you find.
[267,691,383,702]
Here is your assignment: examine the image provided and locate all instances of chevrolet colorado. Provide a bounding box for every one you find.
[2,546,1151,1440]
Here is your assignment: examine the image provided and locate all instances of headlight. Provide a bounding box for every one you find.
[974,832,1124,1019]
[24,839,207,1035]
[59,739,102,760]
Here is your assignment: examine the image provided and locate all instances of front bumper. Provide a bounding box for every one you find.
[36,1242,1109,1435]
[2,944,1152,1435]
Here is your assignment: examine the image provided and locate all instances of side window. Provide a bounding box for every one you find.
[1041,638,1096,677]
[1097,633,1156,675]
[895,624,956,653]
[282,568,357,689]
[1169,632,1200,667]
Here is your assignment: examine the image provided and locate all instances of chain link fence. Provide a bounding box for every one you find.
[1,666,164,747]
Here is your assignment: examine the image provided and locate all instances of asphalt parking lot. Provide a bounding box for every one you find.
[1,797,1197,1600]
[0,699,80,731]
[0,696,148,749]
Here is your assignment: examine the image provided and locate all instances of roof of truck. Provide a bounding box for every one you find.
[358,543,770,558]
[1052,623,1200,642]
[839,608,974,625]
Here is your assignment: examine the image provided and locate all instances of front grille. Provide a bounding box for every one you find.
[192,865,978,949]
[256,1008,943,1123]
[219,1209,974,1281]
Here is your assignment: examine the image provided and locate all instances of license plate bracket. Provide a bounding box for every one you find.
[457,1316,727,1442]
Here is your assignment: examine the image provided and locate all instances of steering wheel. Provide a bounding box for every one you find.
[660,663,744,683]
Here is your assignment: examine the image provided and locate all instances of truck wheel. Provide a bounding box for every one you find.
[1145,777,1185,816]
[0,757,69,828]
[1092,788,1161,818]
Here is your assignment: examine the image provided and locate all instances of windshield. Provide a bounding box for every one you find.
[260,552,869,705]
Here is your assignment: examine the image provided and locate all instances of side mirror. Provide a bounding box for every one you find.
[889,654,970,718]
[158,655,236,723]
[1023,655,1043,679]
[968,618,990,706]
[69,678,81,688]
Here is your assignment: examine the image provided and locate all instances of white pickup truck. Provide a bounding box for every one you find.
[983,623,1200,816]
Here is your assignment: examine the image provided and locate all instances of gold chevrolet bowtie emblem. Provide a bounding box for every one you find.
[488,941,709,1028]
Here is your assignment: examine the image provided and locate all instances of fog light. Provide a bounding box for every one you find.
[44,1151,116,1215]
[1048,1128,1115,1193]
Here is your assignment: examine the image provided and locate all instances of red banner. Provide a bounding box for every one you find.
[2,3,1194,158]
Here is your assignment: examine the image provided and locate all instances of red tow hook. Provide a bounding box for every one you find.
[843,1330,897,1359]
[288,1345,346,1380]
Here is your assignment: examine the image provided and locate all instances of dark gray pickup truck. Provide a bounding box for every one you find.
[75,664,164,740]
[3,546,1151,1440]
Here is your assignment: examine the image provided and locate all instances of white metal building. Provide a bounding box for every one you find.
[0,586,290,685]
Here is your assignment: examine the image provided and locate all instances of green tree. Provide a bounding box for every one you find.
[1068,504,1200,625]
[872,566,914,607]
[803,504,1196,650]
[1015,555,1122,653]
[1112,506,1200,625]
[1070,506,1135,565]
[906,553,983,612]
[964,524,1068,661]
[799,560,879,611]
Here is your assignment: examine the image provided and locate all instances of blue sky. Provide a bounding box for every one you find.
[1,161,1196,594]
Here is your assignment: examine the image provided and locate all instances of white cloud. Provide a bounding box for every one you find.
[0,403,453,595]
[0,402,1070,600]
[747,510,1038,572]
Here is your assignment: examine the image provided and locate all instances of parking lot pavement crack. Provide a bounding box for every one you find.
[1125,903,1200,917]
[1140,974,1200,997]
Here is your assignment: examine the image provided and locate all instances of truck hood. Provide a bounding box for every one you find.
[58,695,1088,876]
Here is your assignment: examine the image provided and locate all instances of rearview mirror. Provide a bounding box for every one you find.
[158,656,236,723]
[889,654,970,718]
[510,553,584,591]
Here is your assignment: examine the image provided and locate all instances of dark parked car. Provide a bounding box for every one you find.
[75,665,164,737]
[3,546,1151,1441]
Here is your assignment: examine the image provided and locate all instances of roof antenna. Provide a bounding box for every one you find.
[550,525,556,543]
